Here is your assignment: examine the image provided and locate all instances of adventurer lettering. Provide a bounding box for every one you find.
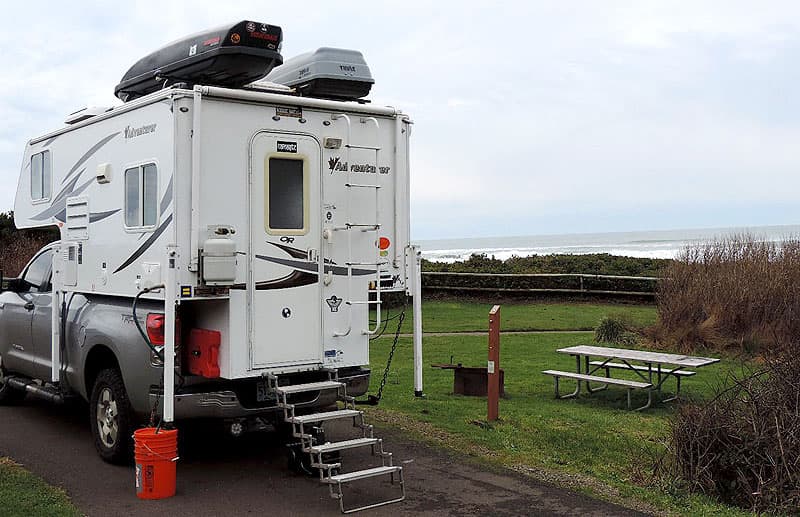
[327,157,390,175]
[124,124,157,139]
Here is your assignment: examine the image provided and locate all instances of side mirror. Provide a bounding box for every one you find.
[2,277,24,293]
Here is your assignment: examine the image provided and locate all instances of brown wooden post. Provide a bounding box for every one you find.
[487,305,501,421]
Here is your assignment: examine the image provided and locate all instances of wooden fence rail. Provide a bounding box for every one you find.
[421,272,659,297]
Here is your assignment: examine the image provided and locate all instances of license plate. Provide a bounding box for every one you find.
[256,380,271,402]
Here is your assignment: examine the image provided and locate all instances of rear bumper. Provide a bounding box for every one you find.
[150,370,370,420]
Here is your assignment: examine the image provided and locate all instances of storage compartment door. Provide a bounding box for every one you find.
[248,133,322,369]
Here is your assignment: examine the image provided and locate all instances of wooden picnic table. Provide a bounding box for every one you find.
[544,345,719,410]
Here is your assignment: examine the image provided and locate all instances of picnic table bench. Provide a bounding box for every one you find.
[543,345,719,410]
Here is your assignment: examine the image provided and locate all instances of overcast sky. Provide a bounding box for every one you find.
[1,1,799,240]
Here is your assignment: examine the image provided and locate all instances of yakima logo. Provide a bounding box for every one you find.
[124,124,156,139]
[277,141,297,153]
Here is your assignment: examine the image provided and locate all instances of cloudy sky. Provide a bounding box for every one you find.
[1,1,799,240]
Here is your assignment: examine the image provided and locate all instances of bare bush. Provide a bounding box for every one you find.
[667,347,800,513]
[655,234,800,353]
[0,233,53,277]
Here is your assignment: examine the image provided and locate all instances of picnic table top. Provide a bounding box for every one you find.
[556,345,720,368]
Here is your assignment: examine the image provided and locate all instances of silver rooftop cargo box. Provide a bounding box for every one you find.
[265,47,374,100]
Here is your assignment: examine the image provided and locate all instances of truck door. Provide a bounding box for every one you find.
[248,133,322,369]
[0,248,51,378]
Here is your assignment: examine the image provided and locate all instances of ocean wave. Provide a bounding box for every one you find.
[422,246,681,263]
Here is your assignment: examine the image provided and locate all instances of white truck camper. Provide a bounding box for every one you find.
[13,21,423,512]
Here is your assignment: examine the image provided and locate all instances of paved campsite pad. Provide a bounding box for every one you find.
[0,400,647,516]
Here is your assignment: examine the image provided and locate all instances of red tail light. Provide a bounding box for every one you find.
[146,314,165,345]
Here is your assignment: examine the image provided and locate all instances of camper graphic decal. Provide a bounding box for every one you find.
[113,214,173,274]
[231,242,377,291]
[62,132,120,185]
[31,132,124,225]
[31,168,120,224]
[31,171,92,221]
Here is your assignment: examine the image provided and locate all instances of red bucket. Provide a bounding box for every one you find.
[134,427,178,499]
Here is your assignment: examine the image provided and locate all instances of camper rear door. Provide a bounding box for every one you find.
[248,133,322,368]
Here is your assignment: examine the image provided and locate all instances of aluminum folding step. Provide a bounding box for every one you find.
[308,437,379,454]
[290,409,361,424]
[274,381,344,395]
[327,465,402,484]
[327,465,405,513]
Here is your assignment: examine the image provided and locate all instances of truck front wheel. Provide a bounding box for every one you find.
[89,368,134,464]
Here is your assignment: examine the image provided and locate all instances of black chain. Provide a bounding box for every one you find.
[360,311,405,405]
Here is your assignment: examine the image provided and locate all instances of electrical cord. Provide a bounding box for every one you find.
[370,299,409,341]
[134,284,184,430]
[132,285,166,361]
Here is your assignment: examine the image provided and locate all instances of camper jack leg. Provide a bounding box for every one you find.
[410,245,424,397]
[163,246,178,424]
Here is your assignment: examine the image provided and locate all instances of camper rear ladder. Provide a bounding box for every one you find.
[329,113,387,336]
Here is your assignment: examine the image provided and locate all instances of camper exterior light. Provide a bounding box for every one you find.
[323,137,342,149]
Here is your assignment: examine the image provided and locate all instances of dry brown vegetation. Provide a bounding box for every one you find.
[0,211,58,278]
[654,234,800,353]
[667,347,800,513]
[657,235,800,512]
[0,233,54,277]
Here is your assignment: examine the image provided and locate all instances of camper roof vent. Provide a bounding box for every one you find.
[114,21,283,102]
[64,106,114,125]
[264,47,374,101]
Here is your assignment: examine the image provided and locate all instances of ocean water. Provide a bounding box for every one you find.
[419,224,800,263]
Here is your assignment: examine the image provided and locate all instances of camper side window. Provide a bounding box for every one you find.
[267,157,307,234]
[124,163,158,229]
[30,150,52,201]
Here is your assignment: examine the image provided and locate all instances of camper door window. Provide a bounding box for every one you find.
[267,157,308,234]
[30,150,52,202]
[124,163,158,229]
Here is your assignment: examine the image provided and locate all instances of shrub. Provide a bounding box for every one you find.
[667,348,800,513]
[655,234,800,353]
[0,211,58,277]
[595,316,626,343]
[595,315,639,345]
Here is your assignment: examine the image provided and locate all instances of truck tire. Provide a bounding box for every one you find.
[0,361,25,405]
[90,368,134,464]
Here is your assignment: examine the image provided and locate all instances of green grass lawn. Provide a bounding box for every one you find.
[365,302,747,516]
[0,458,80,517]
[375,300,658,334]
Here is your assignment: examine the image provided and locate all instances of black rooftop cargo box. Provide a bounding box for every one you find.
[115,21,283,102]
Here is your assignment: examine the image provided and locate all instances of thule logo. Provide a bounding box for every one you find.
[124,124,157,139]
[277,141,297,153]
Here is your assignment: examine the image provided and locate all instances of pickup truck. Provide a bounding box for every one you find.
[0,243,370,463]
